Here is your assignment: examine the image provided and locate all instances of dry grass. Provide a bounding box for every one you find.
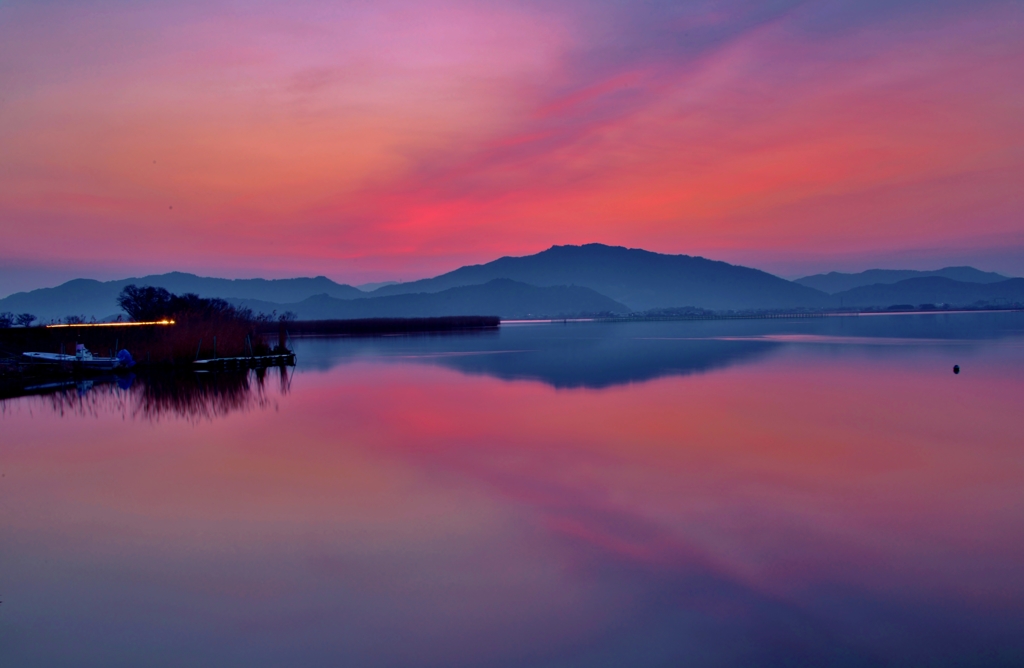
[0,312,271,367]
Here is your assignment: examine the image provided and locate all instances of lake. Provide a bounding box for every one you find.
[2,312,1023,667]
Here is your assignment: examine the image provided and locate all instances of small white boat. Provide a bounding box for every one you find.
[23,344,130,370]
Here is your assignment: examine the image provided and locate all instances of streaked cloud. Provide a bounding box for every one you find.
[0,0,1021,292]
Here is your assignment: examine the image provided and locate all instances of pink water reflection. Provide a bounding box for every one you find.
[2,324,1023,666]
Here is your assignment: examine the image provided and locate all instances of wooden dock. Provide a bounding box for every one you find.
[193,352,295,370]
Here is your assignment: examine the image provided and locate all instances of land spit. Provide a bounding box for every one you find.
[0,316,501,395]
[262,316,501,337]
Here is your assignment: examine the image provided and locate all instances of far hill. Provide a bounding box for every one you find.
[236,279,628,320]
[0,273,363,321]
[355,281,400,292]
[796,267,1007,294]
[832,277,1024,308]
[367,244,829,311]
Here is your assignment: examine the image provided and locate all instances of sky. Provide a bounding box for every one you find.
[1,0,1022,296]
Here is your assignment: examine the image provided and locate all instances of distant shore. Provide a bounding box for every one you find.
[497,306,1024,325]
[258,316,501,337]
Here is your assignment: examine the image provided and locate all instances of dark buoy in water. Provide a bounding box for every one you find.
[953,364,960,374]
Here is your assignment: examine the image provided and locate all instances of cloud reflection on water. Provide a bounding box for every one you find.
[1,314,1023,666]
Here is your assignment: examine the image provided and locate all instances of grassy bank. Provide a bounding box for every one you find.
[0,319,269,365]
[0,318,281,398]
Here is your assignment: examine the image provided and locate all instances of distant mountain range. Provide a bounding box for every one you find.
[0,272,362,321]
[1,244,1019,321]
[795,267,1007,293]
[354,281,399,292]
[366,244,829,311]
[236,279,627,320]
[829,277,1024,308]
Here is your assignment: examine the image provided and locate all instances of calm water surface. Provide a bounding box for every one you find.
[2,313,1023,667]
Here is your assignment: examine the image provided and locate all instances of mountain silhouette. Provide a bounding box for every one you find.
[0,273,362,321]
[369,244,829,311]
[4,247,1019,321]
[235,279,628,320]
[832,277,1024,308]
[796,267,1007,293]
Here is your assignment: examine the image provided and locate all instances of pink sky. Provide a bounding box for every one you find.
[1,0,1022,295]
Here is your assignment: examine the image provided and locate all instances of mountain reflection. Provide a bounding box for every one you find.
[424,338,775,388]
[295,326,776,389]
[17,367,290,422]
[292,313,1024,389]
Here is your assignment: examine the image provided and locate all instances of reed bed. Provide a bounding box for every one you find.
[0,313,271,368]
[24,367,290,423]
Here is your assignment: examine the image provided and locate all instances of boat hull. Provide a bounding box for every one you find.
[22,352,122,370]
